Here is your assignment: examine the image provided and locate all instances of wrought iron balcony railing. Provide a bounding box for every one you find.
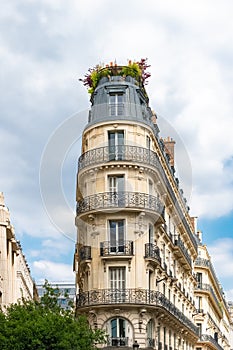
[76,289,198,335]
[78,145,197,251]
[100,240,133,256]
[174,236,192,267]
[78,145,159,170]
[194,257,228,310]
[200,334,224,350]
[195,283,220,311]
[145,243,161,262]
[79,245,91,261]
[195,258,219,284]
[76,191,164,215]
[108,337,128,347]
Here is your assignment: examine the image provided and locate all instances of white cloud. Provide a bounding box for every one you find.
[1,0,233,287]
[33,260,75,283]
[207,238,233,297]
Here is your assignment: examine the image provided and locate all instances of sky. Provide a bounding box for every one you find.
[1,0,233,299]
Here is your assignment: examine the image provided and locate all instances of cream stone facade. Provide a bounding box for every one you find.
[0,192,34,308]
[194,234,232,350]
[74,65,231,350]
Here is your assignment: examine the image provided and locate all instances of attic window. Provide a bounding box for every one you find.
[109,93,124,116]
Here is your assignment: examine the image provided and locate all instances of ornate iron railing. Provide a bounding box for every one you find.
[76,191,164,215]
[79,245,91,261]
[200,334,224,350]
[195,284,220,311]
[76,289,198,334]
[145,243,161,262]
[194,257,228,310]
[100,240,133,256]
[195,258,219,284]
[174,236,192,267]
[78,145,197,251]
[78,145,159,170]
[108,337,128,347]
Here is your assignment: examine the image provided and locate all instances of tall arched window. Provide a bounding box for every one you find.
[106,317,133,347]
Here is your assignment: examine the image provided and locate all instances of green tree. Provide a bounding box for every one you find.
[0,280,106,350]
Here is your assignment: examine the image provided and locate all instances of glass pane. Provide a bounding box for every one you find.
[117,176,124,192]
[117,131,124,146]
[111,319,117,338]
[119,319,125,337]
[118,220,124,242]
[110,221,116,251]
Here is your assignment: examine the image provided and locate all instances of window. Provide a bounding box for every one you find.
[111,318,126,346]
[108,131,124,160]
[149,223,154,244]
[196,273,202,288]
[109,93,124,116]
[109,267,126,302]
[106,316,132,347]
[147,319,154,347]
[196,323,202,337]
[108,175,125,207]
[146,135,151,149]
[109,220,125,253]
[197,296,202,311]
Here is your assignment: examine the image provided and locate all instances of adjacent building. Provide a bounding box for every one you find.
[194,231,231,350]
[0,192,35,308]
[74,62,201,349]
[37,281,76,310]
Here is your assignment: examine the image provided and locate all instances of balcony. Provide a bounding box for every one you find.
[77,191,164,216]
[108,337,128,347]
[173,236,192,267]
[76,289,198,335]
[195,258,228,310]
[144,243,161,263]
[79,245,91,261]
[78,145,160,171]
[195,283,220,312]
[78,145,197,252]
[200,334,224,350]
[100,241,133,256]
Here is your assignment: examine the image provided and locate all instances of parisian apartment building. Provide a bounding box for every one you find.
[74,61,233,350]
[0,192,35,308]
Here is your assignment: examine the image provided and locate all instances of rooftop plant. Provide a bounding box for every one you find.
[79,58,151,95]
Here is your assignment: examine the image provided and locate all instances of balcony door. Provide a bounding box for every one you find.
[109,317,130,346]
[108,130,124,160]
[109,175,125,207]
[109,267,126,303]
[109,220,125,253]
[109,267,126,290]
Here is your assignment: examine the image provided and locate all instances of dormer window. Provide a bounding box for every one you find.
[109,93,124,116]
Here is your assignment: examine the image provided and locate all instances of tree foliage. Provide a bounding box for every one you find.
[0,280,106,350]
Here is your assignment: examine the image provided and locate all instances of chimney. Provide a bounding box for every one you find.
[163,136,175,167]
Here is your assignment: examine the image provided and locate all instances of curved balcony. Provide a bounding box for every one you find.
[78,145,159,171]
[100,240,133,256]
[78,145,197,252]
[76,191,164,216]
[195,283,221,313]
[76,289,198,335]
